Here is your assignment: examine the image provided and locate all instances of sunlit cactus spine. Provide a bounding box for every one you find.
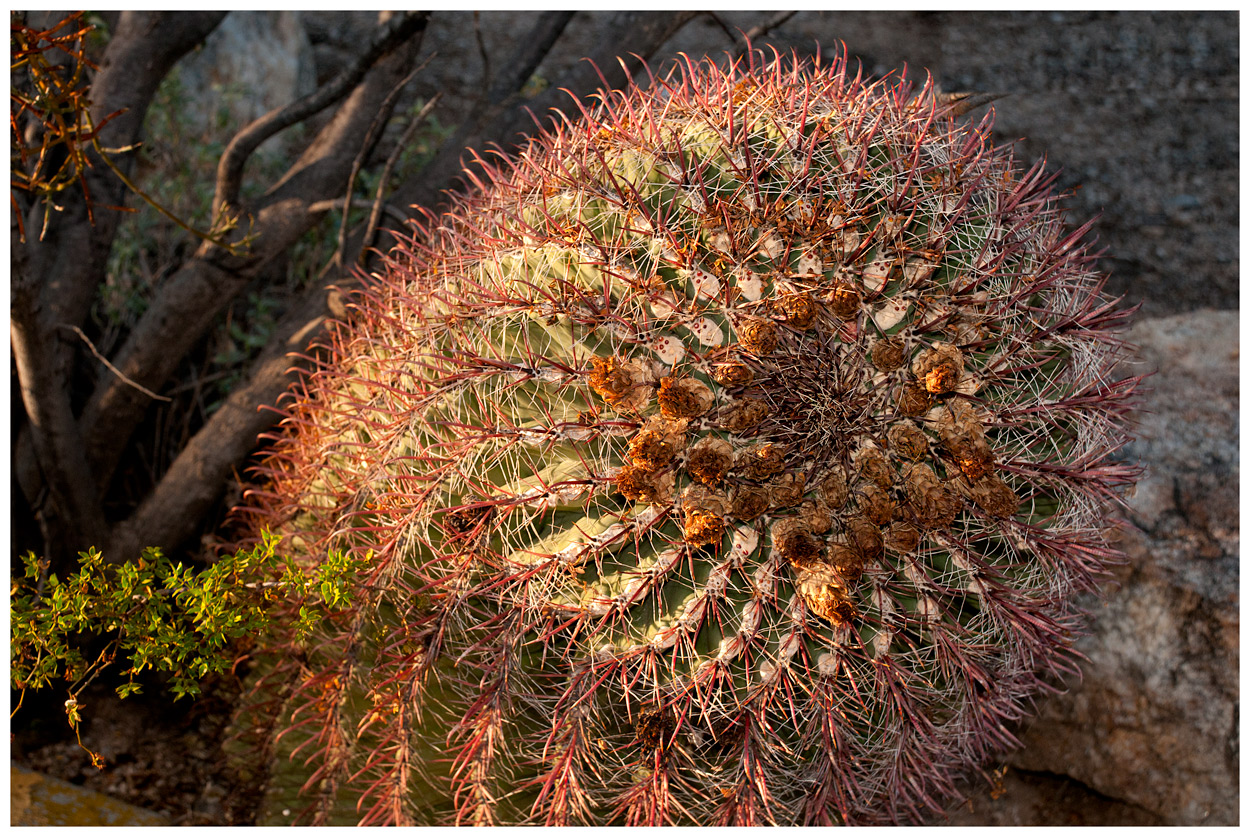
[235,46,1140,826]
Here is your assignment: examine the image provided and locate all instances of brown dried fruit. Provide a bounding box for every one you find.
[589,356,653,413]
[902,463,961,527]
[799,500,833,534]
[870,336,907,371]
[683,509,726,547]
[938,401,995,480]
[828,541,866,581]
[710,361,753,387]
[719,397,770,433]
[913,343,965,395]
[774,291,820,329]
[793,564,856,626]
[854,445,894,489]
[736,442,788,479]
[856,483,895,526]
[681,483,731,517]
[767,471,806,510]
[686,435,734,486]
[729,484,770,520]
[897,382,934,417]
[843,515,884,563]
[828,283,860,319]
[737,316,779,355]
[957,473,1020,518]
[773,518,824,569]
[816,467,849,509]
[616,462,675,504]
[627,416,688,470]
[886,420,929,461]
[884,521,921,554]
[658,376,715,419]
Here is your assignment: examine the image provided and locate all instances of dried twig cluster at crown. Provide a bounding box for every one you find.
[240,48,1139,826]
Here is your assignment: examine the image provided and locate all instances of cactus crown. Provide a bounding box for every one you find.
[239,47,1139,826]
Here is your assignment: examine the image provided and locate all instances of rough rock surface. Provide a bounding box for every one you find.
[947,309,1239,825]
[174,11,316,154]
[388,11,1237,319]
[10,765,169,826]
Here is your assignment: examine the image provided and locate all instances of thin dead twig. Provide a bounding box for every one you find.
[64,324,172,402]
[361,93,442,264]
[333,52,436,270]
[213,10,431,218]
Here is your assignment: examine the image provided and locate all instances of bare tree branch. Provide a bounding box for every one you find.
[106,287,334,560]
[734,11,799,54]
[334,54,435,269]
[390,11,697,221]
[64,325,172,403]
[212,11,431,219]
[11,242,107,556]
[77,13,429,510]
[13,11,226,562]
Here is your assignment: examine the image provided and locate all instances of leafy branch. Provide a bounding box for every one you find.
[10,11,252,252]
[9,531,370,767]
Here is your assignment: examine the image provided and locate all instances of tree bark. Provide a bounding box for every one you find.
[104,11,703,558]
[12,11,227,562]
[390,11,698,222]
[77,13,430,513]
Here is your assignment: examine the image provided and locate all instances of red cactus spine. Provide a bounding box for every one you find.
[234,46,1141,825]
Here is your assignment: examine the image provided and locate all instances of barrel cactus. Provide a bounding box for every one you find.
[237,48,1139,826]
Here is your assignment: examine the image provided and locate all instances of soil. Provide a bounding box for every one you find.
[11,670,262,826]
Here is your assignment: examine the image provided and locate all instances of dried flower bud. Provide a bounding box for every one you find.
[955,473,1020,518]
[628,416,689,470]
[870,336,908,371]
[887,420,929,461]
[827,283,861,319]
[729,484,770,521]
[658,376,715,419]
[799,499,833,534]
[897,382,934,417]
[737,316,779,355]
[774,291,820,329]
[854,444,894,489]
[736,442,788,479]
[902,463,961,527]
[616,462,675,504]
[686,435,734,486]
[843,515,884,564]
[855,483,895,526]
[773,518,824,569]
[710,361,754,387]
[719,397,770,433]
[913,343,965,395]
[817,467,849,509]
[683,509,726,547]
[793,564,856,626]
[827,541,866,582]
[589,356,654,413]
[884,521,921,554]
[767,471,806,510]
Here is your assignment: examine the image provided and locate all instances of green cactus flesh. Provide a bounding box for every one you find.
[238,50,1138,826]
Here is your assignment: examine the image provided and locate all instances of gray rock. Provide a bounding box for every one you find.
[949,309,1239,825]
[174,11,316,154]
[10,764,169,826]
